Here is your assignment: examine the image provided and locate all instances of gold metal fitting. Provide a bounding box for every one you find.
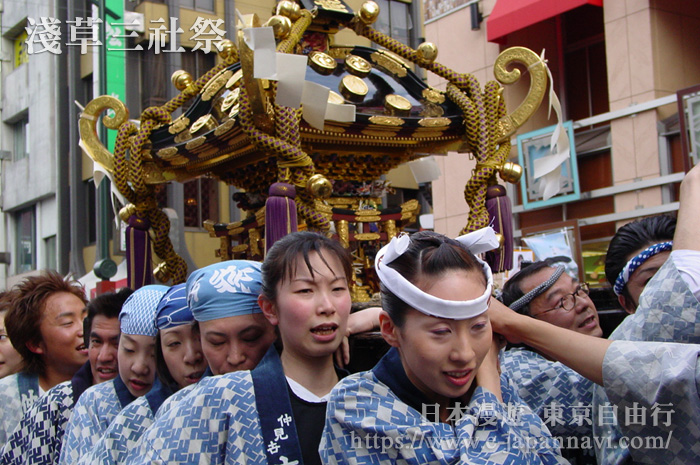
[118,204,136,222]
[154,262,171,283]
[327,91,345,105]
[276,1,302,21]
[309,51,337,75]
[339,75,368,102]
[499,161,523,184]
[218,39,236,62]
[358,1,380,25]
[306,174,333,199]
[171,70,194,91]
[384,94,412,116]
[345,54,372,78]
[190,114,218,135]
[264,15,292,39]
[416,42,438,64]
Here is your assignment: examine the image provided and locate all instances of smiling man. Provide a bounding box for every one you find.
[499,259,601,464]
[0,288,133,465]
[0,271,89,445]
[505,260,602,336]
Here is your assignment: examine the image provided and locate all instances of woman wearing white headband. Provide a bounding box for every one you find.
[321,229,567,464]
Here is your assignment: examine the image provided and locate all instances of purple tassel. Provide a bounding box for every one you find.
[485,184,513,273]
[126,214,153,290]
[265,182,298,253]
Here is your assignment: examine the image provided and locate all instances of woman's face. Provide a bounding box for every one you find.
[385,270,492,404]
[199,313,277,375]
[0,311,22,378]
[160,323,207,389]
[118,333,157,397]
[261,250,351,362]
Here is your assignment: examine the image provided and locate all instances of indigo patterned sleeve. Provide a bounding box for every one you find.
[594,256,700,465]
[0,381,74,465]
[58,382,121,465]
[501,348,594,439]
[78,396,155,465]
[129,373,266,465]
[601,341,700,465]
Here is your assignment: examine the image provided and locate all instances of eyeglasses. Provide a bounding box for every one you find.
[537,282,590,315]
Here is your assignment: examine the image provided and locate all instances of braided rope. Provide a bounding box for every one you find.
[108,52,237,284]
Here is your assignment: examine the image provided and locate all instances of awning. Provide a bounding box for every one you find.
[487,0,603,43]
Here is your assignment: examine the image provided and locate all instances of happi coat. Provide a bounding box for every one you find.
[77,379,173,465]
[130,347,322,465]
[0,361,92,465]
[0,372,42,446]
[594,253,700,464]
[58,376,136,465]
[320,348,567,465]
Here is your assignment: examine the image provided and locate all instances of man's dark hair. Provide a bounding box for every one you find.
[83,287,134,346]
[604,215,676,294]
[5,271,88,376]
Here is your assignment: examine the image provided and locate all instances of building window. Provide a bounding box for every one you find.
[562,6,609,121]
[44,235,57,271]
[179,0,215,12]
[183,177,218,228]
[15,207,36,274]
[14,30,29,68]
[13,117,29,161]
[374,0,413,47]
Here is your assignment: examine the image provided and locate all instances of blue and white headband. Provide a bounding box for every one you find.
[614,241,672,296]
[119,285,169,336]
[374,227,498,320]
[186,260,263,322]
[155,283,193,330]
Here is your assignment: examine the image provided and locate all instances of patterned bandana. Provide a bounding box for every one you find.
[374,227,498,320]
[155,283,193,330]
[509,265,565,313]
[186,260,263,322]
[119,285,169,336]
[613,241,673,296]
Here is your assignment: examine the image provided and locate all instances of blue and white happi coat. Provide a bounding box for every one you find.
[77,379,173,465]
[500,347,594,439]
[602,341,700,464]
[0,361,93,465]
[594,254,700,464]
[58,375,136,465]
[131,347,308,465]
[320,348,567,465]
[0,372,41,446]
[500,347,595,464]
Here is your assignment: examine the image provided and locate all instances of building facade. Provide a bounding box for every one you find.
[424,0,700,285]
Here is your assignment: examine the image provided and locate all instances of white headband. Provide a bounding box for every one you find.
[375,227,498,320]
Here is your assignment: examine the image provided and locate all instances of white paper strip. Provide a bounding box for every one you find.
[325,101,355,123]
[248,27,277,79]
[275,53,307,108]
[301,81,330,130]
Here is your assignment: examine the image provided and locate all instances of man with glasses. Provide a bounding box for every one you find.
[502,259,602,337]
[499,258,601,464]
